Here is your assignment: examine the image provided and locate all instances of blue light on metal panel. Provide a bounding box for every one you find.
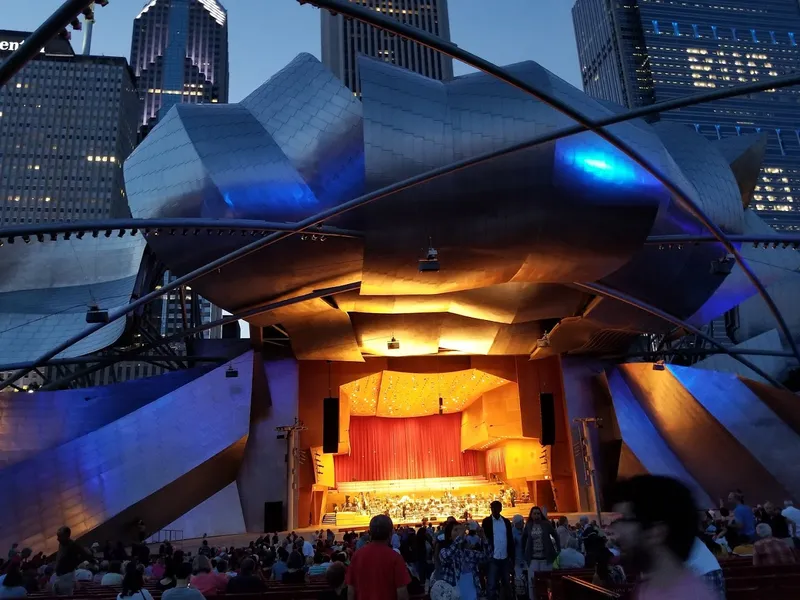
[711,25,718,40]
[770,31,778,44]
[790,32,797,47]
[692,24,700,39]
[672,22,680,36]
[555,134,661,190]
[751,29,759,43]
[652,20,661,35]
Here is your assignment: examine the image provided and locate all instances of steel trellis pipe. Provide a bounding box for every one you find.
[0,0,93,87]
[37,282,361,390]
[574,282,788,390]
[299,0,800,368]
[0,219,362,240]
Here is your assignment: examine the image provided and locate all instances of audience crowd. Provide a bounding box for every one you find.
[0,478,797,600]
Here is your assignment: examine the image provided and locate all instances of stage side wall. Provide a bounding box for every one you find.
[237,356,299,533]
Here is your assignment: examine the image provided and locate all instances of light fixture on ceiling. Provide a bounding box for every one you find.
[226,365,239,378]
[653,359,666,371]
[419,237,440,272]
[710,254,735,275]
[387,336,400,350]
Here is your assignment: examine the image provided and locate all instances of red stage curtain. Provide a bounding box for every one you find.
[485,447,506,474]
[334,414,481,483]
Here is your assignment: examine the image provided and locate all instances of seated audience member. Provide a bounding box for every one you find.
[753,523,797,566]
[156,559,177,591]
[554,537,585,569]
[74,562,94,582]
[117,562,154,600]
[686,537,725,600]
[94,561,109,584]
[592,548,625,588]
[101,561,124,586]
[150,558,166,581]
[763,502,792,544]
[190,556,227,596]
[0,563,27,598]
[346,515,411,600]
[318,562,347,600]
[225,559,265,594]
[271,547,289,581]
[281,552,306,584]
[612,475,715,600]
[161,562,204,600]
[308,554,329,578]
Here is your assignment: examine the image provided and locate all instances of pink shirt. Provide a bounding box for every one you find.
[189,572,227,596]
[634,572,716,600]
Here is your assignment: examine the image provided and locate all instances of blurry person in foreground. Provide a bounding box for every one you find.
[612,475,715,600]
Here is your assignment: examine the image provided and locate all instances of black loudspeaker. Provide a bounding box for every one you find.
[540,392,556,446]
[322,397,340,453]
[264,501,284,533]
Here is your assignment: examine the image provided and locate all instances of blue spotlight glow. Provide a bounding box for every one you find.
[555,134,662,190]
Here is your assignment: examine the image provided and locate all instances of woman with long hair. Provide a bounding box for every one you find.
[117,562,154,600]
[523,506,560,600]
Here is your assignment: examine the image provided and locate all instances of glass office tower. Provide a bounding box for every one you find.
[130,0,229,134]
[130,0,228,339]
[321,0,454,94]
[573,0,800,231]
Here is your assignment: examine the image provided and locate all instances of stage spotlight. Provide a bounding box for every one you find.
[95,0,109,6]
[22,235,30,244]
[36,234,44,243]
[387,336,400,350]
[92,230,99,238]
[117,229,126,237]
[70,17,82,30]
[77,231,85,239]
[226,365,239,378]
[104,229,112,238]
[653,359,666,371]
[419,246,440,272]
[6,237,13,244]
[49,233,57,241]
[710,254,735,275]
[85,305,109,324]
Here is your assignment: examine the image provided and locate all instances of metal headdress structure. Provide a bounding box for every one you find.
[0,0,798,390]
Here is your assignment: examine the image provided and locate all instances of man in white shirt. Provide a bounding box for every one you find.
[482,501,513,600]
[782,501,800,539]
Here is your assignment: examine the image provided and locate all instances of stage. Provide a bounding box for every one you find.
[148,511,619,553]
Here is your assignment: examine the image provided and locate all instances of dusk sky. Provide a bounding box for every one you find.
[6,0,582,101]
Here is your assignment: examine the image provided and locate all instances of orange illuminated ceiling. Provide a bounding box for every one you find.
[341,369,510,418]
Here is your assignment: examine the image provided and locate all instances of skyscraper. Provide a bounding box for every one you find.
[130,0,229,133]
[321,0,454,94]
[130,0,228,339]
[0,30,140,225]
[572,0,800,231]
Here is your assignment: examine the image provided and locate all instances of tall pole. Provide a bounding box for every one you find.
[277,420,307,531]
[81,3,94,56]
[575,417,603,527]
